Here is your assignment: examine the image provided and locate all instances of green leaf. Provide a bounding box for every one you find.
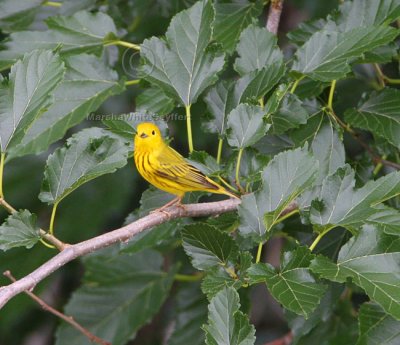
[311,122,345,185]
[268,93,309,135]
[39,128,129,205]
[345,89,400,148]
[234,62,286,104]
[169,284,208,345]
[366,205,400,235]
[203,80,234,137]
[292,26,399,81]
[248,247,326,318]
[203,287,256,345]
[0,0,42,32]
[0,10,117,69]
[238,146,317,238]
[201,267,242,299]
[136,87,175,116]
[226,104,270,148]
[337,0,400,31]
[182,223,239,271]
[287,18,330,45]
[0,210,40,251]
[140,1,225,106]
[213,1,263,54]
[0,49,65,152]
[310,165,400,229]
[310,226,400,320]
[8,54,125,159]
[357,302,400,345]
[234,24,283,75]
[55,250,175,345]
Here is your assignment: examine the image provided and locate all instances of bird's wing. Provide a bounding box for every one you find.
[154,145,219,191]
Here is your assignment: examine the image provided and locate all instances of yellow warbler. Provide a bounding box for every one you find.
[134,122,238,209]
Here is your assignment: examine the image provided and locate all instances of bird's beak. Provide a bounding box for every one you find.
[140,132,148,138]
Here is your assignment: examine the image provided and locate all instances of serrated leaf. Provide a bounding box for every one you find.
[39,128,129,205]
[136,87,175,116]
[169,284,208,345]
[345,89,400,148]
[268,93,309,135]
[238,146,317,237]
[366,205,400,235]
[140,1,225,106]
[234,24,283,75]
[0,210,40,251]
[286,283,343,341]
[55,250,175,345]
[182,223,239,270]
[337,0,400,31]
[248,247,326,318]
[0,49,65,152]
[357,302,400,345]
[226,104,270,149]
[8,54,125,159]
[233,62,285,104]
[213,1,263,54]
[201,267,242,299]
[287,18,330,45]
[311,122,345,185]
[0,11,117,69]
[310,226,400,320]
[203,80,234,137]
[203,287,255,345]
[0,0,42,32]
[310,165,400,229]
[292,26,399,81]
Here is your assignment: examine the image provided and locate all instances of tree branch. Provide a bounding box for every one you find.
[0,198,241,309]
[266,0,284,34]
[4,271,110,345]
[263,332,293,345]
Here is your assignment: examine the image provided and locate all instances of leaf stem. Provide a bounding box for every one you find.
[290,76,304,94]
[235,148,244,192]
[185,104,194,153]
[216,138,223,164]
[104,40,140,51]
[0,152,5,198]
[217,176,238,193]
[43,1,62,7]
[276,208,299,224]
[258,97,265,107]
[174,273,204,282]
[327,80,336,111]
[373,155,386,176]
[49,202,59,236]
[309,227,334,252]
[125,79,140,86]
[256,242,263,263]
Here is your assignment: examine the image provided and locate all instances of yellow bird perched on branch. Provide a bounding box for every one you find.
[134,122,239,210]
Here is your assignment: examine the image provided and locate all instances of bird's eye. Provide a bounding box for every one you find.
[152,130,155,135]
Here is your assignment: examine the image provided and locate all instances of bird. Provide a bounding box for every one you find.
[134,122,239,211]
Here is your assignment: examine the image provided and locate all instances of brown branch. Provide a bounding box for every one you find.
[0,198,241,309]
[264,332,293,345]
[266,0,284,35]
[4,270,110,345]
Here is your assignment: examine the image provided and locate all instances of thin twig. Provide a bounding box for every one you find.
[327,109,400,170]
[0,198,241,309]
[266,0,284,34]
[4,271,110,345]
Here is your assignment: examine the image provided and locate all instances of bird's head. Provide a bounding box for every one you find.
[135,122,164,151]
